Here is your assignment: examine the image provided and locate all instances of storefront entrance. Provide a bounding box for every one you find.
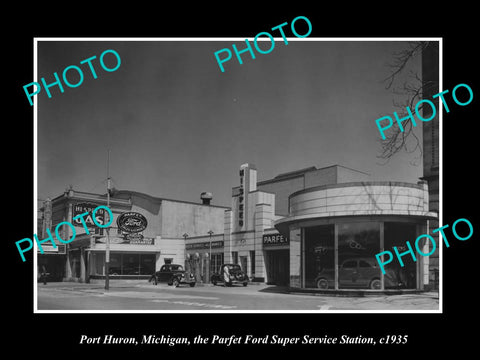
[38,255,65,282]
[265,250,289,285]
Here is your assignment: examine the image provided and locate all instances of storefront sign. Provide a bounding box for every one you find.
[263,234,289,247]
[124,233,154,245]
[186,241,224,250]
[95,235,154,245]
[37,244,66,254]
[96,237,126,244]
[117,212,147,233]
[129,237,154,245]
[72,203,105,228]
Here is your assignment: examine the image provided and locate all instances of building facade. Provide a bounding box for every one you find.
[37,188,228,283]
[38,162,438,292]
[222,163,372,285]
[275,181,437,290]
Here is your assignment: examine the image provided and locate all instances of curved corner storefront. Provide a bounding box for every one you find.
[274,181,438,292]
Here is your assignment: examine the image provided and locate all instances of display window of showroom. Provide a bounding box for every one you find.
[303,219,422,290]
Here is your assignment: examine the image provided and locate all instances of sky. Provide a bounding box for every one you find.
[37,39,424,208]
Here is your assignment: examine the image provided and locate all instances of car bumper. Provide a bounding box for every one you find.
[227,278,248,284]
[178,277,196,284]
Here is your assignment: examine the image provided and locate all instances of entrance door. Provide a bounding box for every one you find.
[266,250,289,285]
[239,256,248,274]
[276,250,289,285]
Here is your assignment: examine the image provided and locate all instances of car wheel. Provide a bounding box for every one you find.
[212,280,217,286]
[189,283,195,287]
[316,278,329,289]
[243,282,248,287]
[369,279,381,290]
[173,278,180,288]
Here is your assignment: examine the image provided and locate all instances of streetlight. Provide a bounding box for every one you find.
[208,230,214,283]
[183,233,189,273]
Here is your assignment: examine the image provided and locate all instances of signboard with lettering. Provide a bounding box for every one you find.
[117,212,148,233]
[263,234,289,247]
[37,244,66,254]
[186,241,224,250]
[95,236,154,245]
[96,237,126,244]
[72,203,105,228]
[128,237,154,245]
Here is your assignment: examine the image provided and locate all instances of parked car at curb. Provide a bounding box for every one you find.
[211,264,248,287]
[149,264,196,287]
[314,257,404,290]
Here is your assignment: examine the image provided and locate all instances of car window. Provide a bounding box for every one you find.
[342,260,357,269]
[359,260,372,268]
[171,265,183,271]
[160,265,167,271]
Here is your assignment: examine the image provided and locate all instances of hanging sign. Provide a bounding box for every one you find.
[117,212,148,233]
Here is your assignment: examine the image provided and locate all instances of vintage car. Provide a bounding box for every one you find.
[150,264,196,287]
[211,264,248,287]
[314,257,404,290]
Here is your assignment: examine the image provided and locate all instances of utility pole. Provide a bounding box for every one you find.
[208,230,214,283]
[105,150,111,291]
[183,233,189,273]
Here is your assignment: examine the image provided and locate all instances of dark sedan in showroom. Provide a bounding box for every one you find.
[314,257,405,290]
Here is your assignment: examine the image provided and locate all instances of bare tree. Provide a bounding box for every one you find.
[377,41,439,164]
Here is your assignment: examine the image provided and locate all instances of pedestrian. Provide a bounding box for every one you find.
[150,272,157,285]
[41,265,47,285]
[223,265,230,287]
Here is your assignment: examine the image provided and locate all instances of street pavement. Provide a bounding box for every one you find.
[36,281,440,311]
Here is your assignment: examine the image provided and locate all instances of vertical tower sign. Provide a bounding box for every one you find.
[238,168,245,229]
[236,163,257,232]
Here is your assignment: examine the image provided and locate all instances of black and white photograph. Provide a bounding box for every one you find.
[6,7,478,356]
[33,38,441,312]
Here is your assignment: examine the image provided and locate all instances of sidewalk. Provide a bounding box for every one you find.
[37,280,439,297]
[37,281,439,310]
